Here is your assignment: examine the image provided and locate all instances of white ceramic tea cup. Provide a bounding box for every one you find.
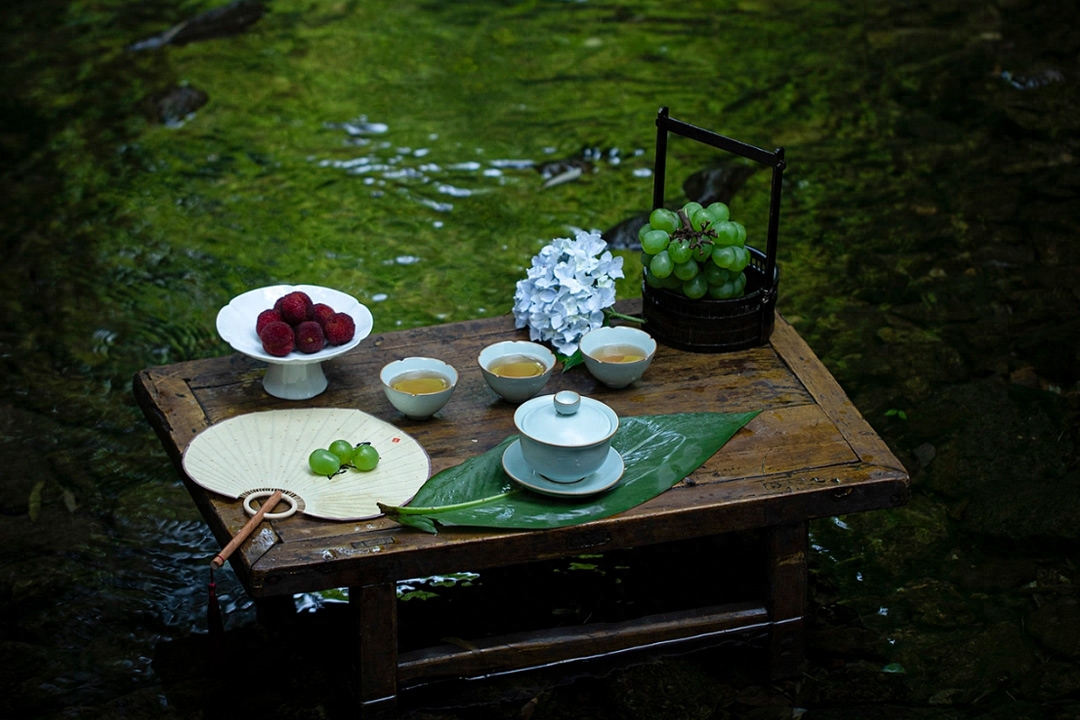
[478,340,556,403]
[380,357,458,420]
[579,326,657,389]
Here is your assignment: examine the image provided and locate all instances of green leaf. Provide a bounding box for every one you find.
[379,411,758,533]
[561,349,584,372]
[28,480,45,522]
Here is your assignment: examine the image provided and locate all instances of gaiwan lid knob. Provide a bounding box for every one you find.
[553,390,581,415]
[514,391,618,447]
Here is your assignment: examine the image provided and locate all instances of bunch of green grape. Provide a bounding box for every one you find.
[308,440,380,477]
[639,201,752,300]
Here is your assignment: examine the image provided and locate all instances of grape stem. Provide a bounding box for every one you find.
[672,208,718,248]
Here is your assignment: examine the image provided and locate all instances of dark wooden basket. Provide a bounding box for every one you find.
[642,107,786,353]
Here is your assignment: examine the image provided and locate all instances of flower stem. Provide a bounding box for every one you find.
[604,308,645,324]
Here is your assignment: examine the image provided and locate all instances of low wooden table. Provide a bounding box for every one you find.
[134,301,909,715]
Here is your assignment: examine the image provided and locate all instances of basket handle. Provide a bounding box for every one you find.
[651,106,786,291]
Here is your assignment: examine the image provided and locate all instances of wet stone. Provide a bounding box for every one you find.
[1027,598,1080,659]
[896,621,1038,703]
[142,86,209,126]
[605,658,726,720]
[1017,660,1080,703]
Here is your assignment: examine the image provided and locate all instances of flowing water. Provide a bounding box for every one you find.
[2,0,1078,718]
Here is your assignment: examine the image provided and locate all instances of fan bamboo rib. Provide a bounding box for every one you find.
[182,408,430,520]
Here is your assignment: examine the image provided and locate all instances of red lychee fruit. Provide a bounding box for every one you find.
[256,308,282,336]
[259,320,295,357]
[312,303,336,326]
[277,291,314,325]
[323,312,356,346]
[294,320,326,354]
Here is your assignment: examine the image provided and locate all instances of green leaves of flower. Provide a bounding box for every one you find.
[379,411,758,533]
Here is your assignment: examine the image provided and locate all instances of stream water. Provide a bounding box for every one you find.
[2,0,1078,718]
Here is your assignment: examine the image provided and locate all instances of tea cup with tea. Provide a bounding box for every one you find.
[579,326,657,389]
[478,340,556,403]
[380,357,458,420]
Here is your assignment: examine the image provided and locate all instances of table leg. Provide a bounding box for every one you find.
[766,520,808,678]
[350,582,398,718]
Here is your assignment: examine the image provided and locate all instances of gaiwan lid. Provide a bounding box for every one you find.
[514,391,619,447]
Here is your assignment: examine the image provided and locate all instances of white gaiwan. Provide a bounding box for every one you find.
[513,390,619,482]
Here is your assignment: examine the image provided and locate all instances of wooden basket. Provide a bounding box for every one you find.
[641,107,786,353]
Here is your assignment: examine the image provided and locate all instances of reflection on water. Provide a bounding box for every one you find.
[1,0,1078,718]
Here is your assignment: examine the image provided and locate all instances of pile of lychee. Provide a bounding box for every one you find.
[255,291,356,357]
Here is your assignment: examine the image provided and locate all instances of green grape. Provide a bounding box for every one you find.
[682,274,709,299]
[644,267,666,288]
[351,443,380,471]
[637,222,654,242]
[648,208,679,233]
[673,259,699,281]
[733,221,747,245]
[725,246,748,272]
[706,202,730,223]
[691,239,713,262]
[328,439,354,464]
[703,262,729,286]
[308,448,341,476]
[660,272,683,290]
[681,201,703,221]
[641,229,670,255]
[649,250,674,278]
[639,251,652,267]
[690,206,714,231]
[732,271,747,295]
[711,245,737,269]
[708,280,738,300]
[668,239,693,264]
[712,221,739,246]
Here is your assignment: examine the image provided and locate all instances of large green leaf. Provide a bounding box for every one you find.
[379,411,758,533]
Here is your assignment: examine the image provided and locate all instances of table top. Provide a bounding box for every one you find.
[134,301,909,598]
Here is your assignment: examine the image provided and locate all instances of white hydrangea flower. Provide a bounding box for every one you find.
[512,229,624,356]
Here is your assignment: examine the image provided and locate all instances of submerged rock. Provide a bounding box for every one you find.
[537,157,595,188]
[128,0,266,51]
[1027,599,1080,659]
[142,85,209,126]
[682,162,758,207]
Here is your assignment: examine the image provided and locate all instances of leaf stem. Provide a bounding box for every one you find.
[380,488,523,516]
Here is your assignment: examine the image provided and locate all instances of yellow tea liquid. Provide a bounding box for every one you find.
[390,371,451,395]
[591,343,646,363]
[488,355,546,378]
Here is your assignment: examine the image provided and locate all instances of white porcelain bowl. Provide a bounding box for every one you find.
[478,340,556,403]
[579,325,657,389]
[215,284,373,400]
[513,391,619,482]
[380,357,458,420]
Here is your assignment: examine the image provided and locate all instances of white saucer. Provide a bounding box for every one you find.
[501,440,624,498]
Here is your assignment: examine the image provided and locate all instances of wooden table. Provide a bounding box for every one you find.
[134,301,909,715]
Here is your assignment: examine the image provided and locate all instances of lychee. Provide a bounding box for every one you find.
[259,321,295,357]
[294,320,326,354]
[323,312,356,346]
[256,308,282,336]
[312,303,335,326]
[277,291,314,325]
